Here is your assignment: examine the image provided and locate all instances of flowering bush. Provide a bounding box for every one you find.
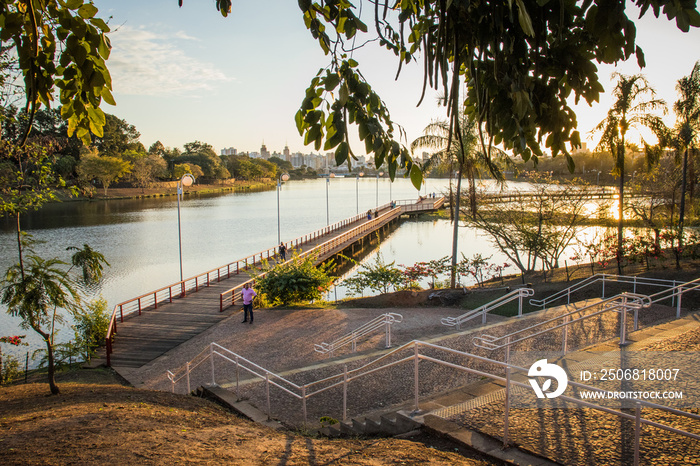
[0,335,26,385]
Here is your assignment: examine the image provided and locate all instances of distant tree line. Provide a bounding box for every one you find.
[0,106,295,196]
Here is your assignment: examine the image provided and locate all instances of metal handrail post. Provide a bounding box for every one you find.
[518,291,524,317]
[210,344,216,386]
[504,366,511,448]
[386,315,391,348]
[302,385,307,425]
[186,362,191,394]
[620,297,628,345]
[677,287,683,318]
[505,336,511,364]
[602,276,606,298]
[235,356,240,400]
[562,314,569,353]
[634,402,641,466]
[266,371,271,420]
[343,365,348,422]
[414,344,420,411]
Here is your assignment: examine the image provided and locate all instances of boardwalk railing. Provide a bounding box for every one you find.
[314,313,403,355]
[167,340,699,465]
[441,288,534,329]
[106,197,444,365]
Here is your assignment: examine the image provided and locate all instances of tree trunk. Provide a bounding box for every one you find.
[451,165,464,288]
[616,139,625,275]
[15,212,25,280]
[36,327,59,395]
[677,147,689,269]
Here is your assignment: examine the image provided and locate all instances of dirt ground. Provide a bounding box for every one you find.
[0,369,500,466]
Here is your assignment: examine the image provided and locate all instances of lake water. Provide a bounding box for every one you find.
[0,177,610,364]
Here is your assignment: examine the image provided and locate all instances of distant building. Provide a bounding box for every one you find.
[221,147,237,156]
[260,141,270,159]
[283,144,291,161]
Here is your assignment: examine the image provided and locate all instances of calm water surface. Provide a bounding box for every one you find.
[0,177,605,362]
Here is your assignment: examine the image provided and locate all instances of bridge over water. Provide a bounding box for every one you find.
[105,196,445,370]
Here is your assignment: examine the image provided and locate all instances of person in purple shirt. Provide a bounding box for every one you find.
[241,282,257,324]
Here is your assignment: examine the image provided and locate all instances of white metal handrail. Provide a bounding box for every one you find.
[646,276,700,317]
[529,273,682,309]
[473,292,652,353]
[166,339,699,465]
[314,313,403,355]
[441,288,534,329]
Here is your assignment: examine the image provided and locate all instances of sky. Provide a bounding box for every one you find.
[91,0,700,158]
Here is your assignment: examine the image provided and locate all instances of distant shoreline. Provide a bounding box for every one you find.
[57,180,276,202]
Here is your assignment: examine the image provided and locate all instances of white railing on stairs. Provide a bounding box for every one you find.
[529,273,683,310]
[314,313,403,355]
[473,292,651,357]
[441,288,534,329]
[166,339,700,466]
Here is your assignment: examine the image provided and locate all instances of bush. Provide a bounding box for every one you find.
[255,253,335,306]
[72,298,110,361]
[342,253,405,296]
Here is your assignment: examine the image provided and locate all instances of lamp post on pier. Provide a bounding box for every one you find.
[326,173,335,226]
[376,171,384,207]
[277,172,290,244]
[177,173,195,296]
[356,171,364,214]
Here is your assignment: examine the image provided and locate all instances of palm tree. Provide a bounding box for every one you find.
[593,73,666,274]
[670,61,700,268]
[1,243,109,395]
[411,114,504,287]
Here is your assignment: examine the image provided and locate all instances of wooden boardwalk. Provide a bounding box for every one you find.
[106,197,444,369]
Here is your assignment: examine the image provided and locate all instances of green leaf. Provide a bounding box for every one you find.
[335,141,349,165]
[65,0,83,9]
[78,4,98,19]
[101,87,116,106]
[409,163,422,189]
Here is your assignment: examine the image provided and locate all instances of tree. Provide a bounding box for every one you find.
[1,242,109,395]
[593,73,666,274]
[411,113,505,287]
[191,1,699,187]
[93,114,144,158]
[467,174,594,275]
[342,253,404,296]
[659,61,700,267]
[77,154,132,196]
[127,151,167,192]
[0,0,114,146]
[176,141,230,179]
[0,139,68,278]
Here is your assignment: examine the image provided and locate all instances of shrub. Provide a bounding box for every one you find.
[255,253,335,306]
[73,298,110,361]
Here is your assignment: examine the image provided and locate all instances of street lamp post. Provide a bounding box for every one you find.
[277,173,290,244]
[326,173,335,226]
[177,173,195,296]
[356,171,364,214]
[376,171,384,206]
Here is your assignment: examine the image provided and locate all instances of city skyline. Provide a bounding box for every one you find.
[94,1,699,160]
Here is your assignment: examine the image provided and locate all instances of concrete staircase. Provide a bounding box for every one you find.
[318,410,422,438]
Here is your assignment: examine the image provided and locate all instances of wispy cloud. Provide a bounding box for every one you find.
[107,26,230,96]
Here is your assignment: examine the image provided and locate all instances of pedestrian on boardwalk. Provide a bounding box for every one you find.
[374,209,378,218]
[241,282,257,324]
[278,242,287,261]
[367,210,372,220]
